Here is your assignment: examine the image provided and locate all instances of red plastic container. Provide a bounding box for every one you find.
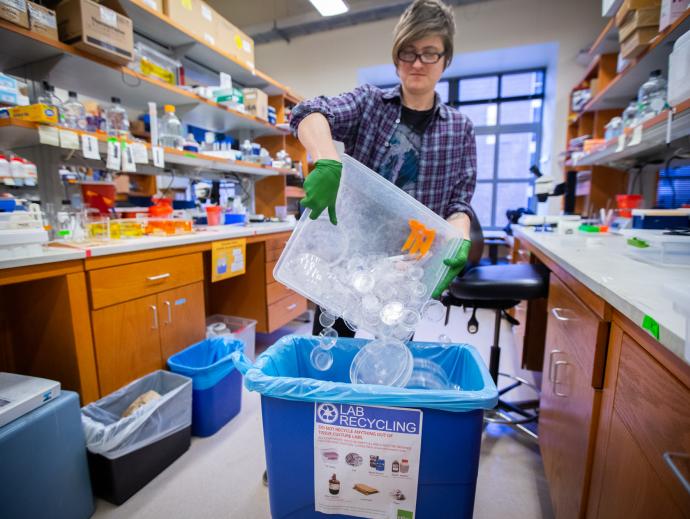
[81,182,116,215]
[206,205,222,226]
[616,194,643,217]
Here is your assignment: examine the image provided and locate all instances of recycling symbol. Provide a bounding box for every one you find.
[317,403,339,424]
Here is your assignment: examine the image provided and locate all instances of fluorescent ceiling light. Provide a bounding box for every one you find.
[309,0,349,17]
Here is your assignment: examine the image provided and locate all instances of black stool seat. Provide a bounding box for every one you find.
[450,264,549,302]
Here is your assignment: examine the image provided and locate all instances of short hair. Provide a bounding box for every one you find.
[392,0,456,69]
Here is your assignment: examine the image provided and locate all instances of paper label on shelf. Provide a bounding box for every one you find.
[314,403,422,519]
[106,139,121,170]
[58,129,80,150]
[99,6,118,28]
[152,146,165,168]
[38,125,59,146]
[81,134,100,160]
[665,110,673,145]
[628,125,643,147]
[121,142,136,172]
[615,134,626,152]
[201,4,213,21]
[211,239,246,282]
[130,142,149,164]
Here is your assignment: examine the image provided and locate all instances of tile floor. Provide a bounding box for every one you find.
[93,306,554,519]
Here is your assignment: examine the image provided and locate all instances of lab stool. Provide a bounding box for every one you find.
[0,390,94,519]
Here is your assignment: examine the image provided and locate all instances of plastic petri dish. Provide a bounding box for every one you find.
[350,338,414,387]
[422,299,446,322]
[319,310,337,328]
[311,346,334,371]
[405,358,453,390]
[380,301,405,326]
[319,327,338,350]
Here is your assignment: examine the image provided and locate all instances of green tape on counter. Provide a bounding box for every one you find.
[642,315,660,340]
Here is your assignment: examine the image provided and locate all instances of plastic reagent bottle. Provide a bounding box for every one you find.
[105,97,130,137]
[37,81,63,123]
[621,98,638,128]
[158,104,185,149]
[62,91,87,130]
[637,70,668,123]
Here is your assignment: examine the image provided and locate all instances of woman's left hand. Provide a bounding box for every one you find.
[432,239,472,298]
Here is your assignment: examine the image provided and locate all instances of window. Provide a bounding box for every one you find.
[452,69,545,229]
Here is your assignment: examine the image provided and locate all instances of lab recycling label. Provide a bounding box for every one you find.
[314,403,422,519]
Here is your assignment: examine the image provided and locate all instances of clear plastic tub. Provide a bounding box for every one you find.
[130,42,181,85]
[206,314,258,359]
[624,230,690,267]
[274,155,463,339]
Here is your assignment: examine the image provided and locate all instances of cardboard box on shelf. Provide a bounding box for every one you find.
[56,0,134,65]
[139,0,162,12]
[217,16,255,69]
[616,0,661,26]
[659,0,689,30]
[243,88,268,120]
[0,0,29,28]
[163,0,217,47]
[620,26,660,58]
[28,2,58,40]
[618,6,660,41]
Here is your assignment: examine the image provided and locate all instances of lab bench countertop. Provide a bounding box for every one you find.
[0,221,296,270]
[513,226,689,364]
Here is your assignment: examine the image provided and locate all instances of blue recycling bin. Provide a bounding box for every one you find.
[168,337,244,437]
[233,335,498,519]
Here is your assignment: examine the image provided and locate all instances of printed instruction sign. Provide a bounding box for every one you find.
[211,238,246,282]
[314,403,422,519]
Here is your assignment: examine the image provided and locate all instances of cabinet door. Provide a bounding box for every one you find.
[157,282,206,361]
[539,275,605,519]
[92,294,162,395]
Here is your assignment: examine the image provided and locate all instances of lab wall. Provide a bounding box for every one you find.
[256,0,605,187]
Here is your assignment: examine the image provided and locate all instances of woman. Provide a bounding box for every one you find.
[290,0,476,337]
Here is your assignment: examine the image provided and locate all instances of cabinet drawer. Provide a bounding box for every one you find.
[546,274,607,388]
[268,293,306,331]
[266,260,277,284]
[266,236,289,251]
[266,281,293,305]
[89,253,204,309]
[613,333,690,511]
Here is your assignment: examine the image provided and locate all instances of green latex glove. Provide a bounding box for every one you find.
[300,159,342,225]
[432,239,472,299]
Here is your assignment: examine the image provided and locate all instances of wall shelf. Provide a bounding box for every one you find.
[0,21,288,137]
[0,119,286,178]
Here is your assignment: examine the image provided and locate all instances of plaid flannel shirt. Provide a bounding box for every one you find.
[290,84,477,219]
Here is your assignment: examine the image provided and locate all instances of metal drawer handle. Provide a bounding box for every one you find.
[150,305,158,329]
[548,349,563,382]
[663,452,690,495]
[553,360,568,397]
[551,307,571,321]
[286,303,297,311]
[146,273,171,281]
[164,300,172,324]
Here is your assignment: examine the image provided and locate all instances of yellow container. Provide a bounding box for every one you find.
[9,103,60,124]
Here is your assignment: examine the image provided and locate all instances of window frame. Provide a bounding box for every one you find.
[447,68,546,229]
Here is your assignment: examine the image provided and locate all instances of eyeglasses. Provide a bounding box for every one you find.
[397,49,444,64]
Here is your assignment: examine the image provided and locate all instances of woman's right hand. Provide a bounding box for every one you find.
[300,159,342,225]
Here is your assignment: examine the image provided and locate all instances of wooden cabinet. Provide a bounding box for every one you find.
[92,294,163,395]
[587,319,690,518]
[539,273,609,519]
[89,253,205,395]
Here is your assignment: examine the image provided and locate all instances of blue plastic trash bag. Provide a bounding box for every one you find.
[231,335,497,412]
[167,337,244,391]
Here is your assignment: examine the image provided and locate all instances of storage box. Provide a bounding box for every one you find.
[217,16,255,69]
[139,0,162,12]
[164,0,216,47]
[9,103,58,123]
[618,6,660,41]
[28,2,57,40]
[659,0,689,30]
[206,314,258,359]
[56,0,134,65]
[243,88,268,120]
[616,0,661,26]
[0,0,29,28]
[620,26,660,58]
